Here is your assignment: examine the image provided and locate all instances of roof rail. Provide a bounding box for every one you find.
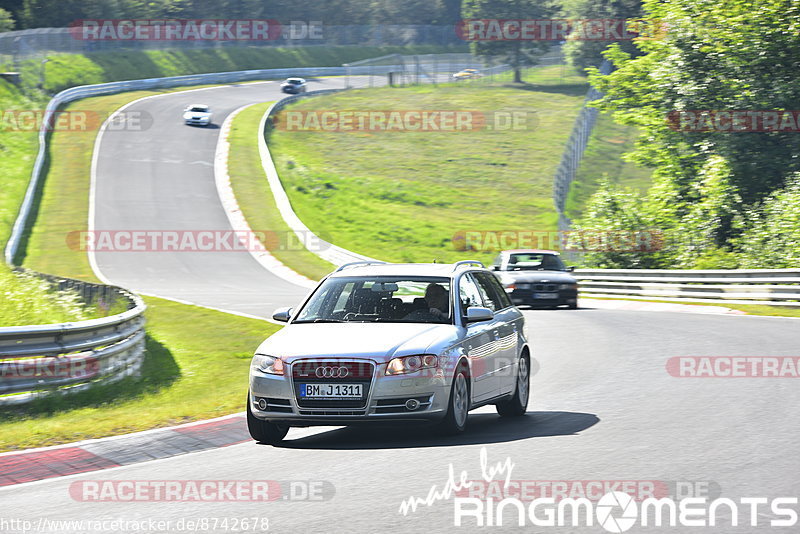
[334,260,387,272]
[452,260,484,271]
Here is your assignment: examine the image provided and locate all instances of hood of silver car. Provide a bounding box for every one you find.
[256,323,461,363]
[497,270,577,283]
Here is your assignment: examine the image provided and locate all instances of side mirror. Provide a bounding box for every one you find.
[566,266,575,272]
[272,307,293,322]
[491,265,500,271]
[465,306,494,323]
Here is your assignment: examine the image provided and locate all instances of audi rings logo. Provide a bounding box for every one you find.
[315,366,349,378]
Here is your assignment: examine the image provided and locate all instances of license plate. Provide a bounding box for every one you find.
[300,383,363,398]
[534,292,558,299]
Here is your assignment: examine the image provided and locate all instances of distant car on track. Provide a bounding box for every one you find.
[491,250,579,309]
[247,260,531,444]
[453,68,483,80]
[183,104,212,127]
[280,77,307,94]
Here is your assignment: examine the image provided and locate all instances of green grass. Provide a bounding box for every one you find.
[0,297,278,452]
[267,67,590,265]
[564,112,653,221]
[0,266,104,325]
[228,102,336,281]
[0,79,45,254]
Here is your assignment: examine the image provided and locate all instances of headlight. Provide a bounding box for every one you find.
[385,354,438,376]
[252,354,284,375]
[559,283,578,290]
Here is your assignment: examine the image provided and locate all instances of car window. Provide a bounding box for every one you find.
[458,273,484,315]
[472,272,499,311]
[474,271,512,310]
[293,276,452,324]
[508,253,565,271]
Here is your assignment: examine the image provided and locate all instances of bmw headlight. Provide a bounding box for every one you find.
[385,354,438,376]
[252,354,284,375]
[559,283,578,290]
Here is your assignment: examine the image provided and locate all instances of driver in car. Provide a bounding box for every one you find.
[403,283,450,322]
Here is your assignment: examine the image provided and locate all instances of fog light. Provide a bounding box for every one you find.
[256,398,268,411]
[405,399,420,411]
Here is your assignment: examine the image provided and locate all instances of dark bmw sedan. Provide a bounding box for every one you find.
[490,250,579,309]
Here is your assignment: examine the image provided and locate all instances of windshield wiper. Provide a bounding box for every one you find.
[293,318,343,323]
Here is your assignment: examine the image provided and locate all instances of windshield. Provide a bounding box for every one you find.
[507,253,565,271]
[286,79,302,84]
[188,106,208,112]
[293,276,452,324]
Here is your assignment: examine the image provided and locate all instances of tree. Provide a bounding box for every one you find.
[461,0,557,83]
[560,0,643,71]
[0,7,13,31]
[578,0,800,267]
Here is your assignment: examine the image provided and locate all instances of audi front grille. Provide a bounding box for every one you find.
[290,360,375,410]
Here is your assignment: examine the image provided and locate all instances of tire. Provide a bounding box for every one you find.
[568,302,578,309]
[246,393,289,444]
[439,366,470,435]
[496,355,530,417]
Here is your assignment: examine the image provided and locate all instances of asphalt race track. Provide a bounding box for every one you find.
[3,309,800,532]
[91,77,363,317]
[6,79,800,533]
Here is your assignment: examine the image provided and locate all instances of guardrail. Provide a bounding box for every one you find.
[0,272,147,405]
[575,268,800,306]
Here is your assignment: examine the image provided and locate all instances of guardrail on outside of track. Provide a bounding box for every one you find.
[575,268,800,306]
[0,271,147,405]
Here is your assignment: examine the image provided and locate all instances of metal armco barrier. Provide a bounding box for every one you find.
[0,273,147,405]
[576,269,800,306]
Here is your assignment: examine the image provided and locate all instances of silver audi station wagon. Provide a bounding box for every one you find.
[247,261,531,444]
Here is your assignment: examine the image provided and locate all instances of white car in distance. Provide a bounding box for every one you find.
[183,104,213,127]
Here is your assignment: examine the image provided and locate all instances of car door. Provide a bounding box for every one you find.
[458,272,500,402]
[474,271,521,396]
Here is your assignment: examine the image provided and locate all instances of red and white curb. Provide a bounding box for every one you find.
[0,413,247,487]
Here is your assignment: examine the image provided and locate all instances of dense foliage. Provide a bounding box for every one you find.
[576,0,800,268]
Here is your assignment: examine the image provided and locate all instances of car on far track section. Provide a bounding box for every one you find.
[183,104,213,126]
[280,77,308,94]
[491,250,579,309]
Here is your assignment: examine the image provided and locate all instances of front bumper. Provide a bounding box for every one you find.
[249,358,450,425]
[509,287,578,308]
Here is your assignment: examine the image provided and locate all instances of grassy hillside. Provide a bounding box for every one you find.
[267,65,590,264]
